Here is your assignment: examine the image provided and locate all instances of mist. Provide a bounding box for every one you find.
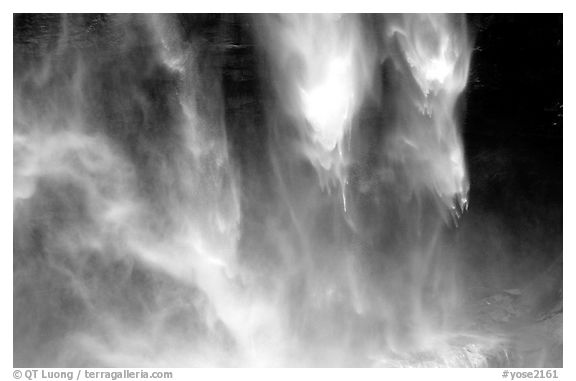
[13,14,562,367]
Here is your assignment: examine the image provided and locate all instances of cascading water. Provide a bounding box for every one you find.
[254,13,484,366]
[13,14,562,367]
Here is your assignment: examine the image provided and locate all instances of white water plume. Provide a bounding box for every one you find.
[258,14,376,193]
[382,14,471,218]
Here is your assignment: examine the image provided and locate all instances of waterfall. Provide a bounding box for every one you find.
[14,14,526,367]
